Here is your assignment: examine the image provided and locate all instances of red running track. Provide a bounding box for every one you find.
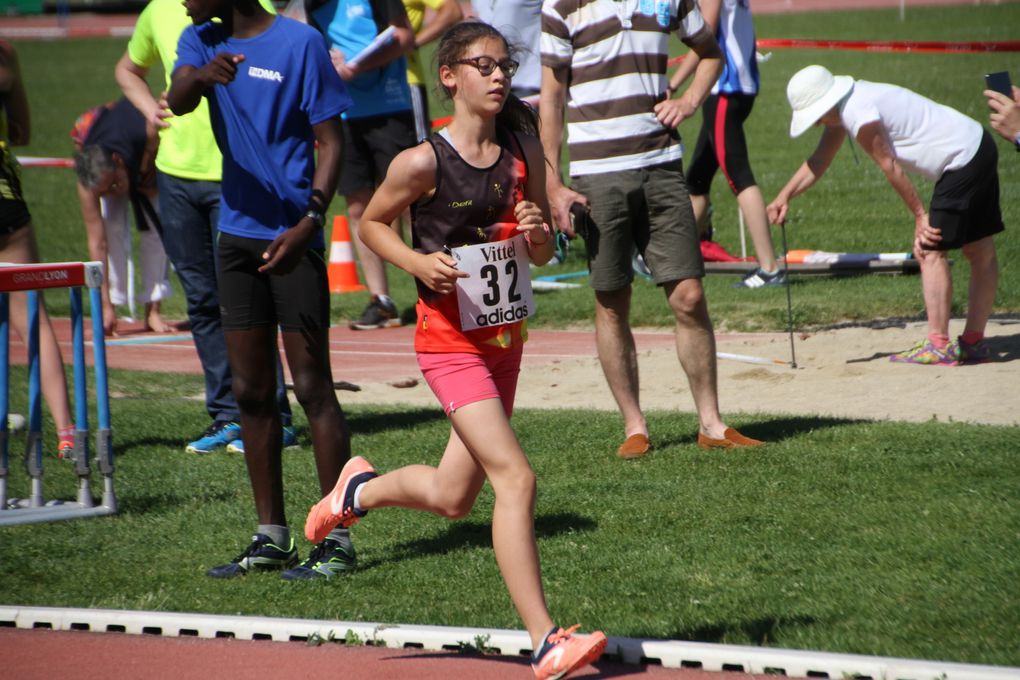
[0,628,777,680]
[3,319,688,386]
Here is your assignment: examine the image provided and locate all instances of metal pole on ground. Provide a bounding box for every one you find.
[779,223,797,369]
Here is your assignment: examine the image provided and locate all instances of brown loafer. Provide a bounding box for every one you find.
[617,433,651,459]
[697,427,765,450]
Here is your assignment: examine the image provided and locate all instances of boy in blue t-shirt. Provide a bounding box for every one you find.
[168,0,360,581]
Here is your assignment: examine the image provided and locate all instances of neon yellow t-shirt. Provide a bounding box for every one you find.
[126,0,275,181]
[403,0,445,87]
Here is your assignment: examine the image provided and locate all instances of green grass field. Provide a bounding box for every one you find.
[10,3,1020,330]
[2,3,1019,670]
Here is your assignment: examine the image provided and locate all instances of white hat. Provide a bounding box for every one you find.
[786,65,854,138]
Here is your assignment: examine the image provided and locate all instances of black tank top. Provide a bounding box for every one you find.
[411,127,528,303]
[410,127,530,353]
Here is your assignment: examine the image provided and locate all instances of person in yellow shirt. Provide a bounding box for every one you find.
[403,0,462,141]
[113,0,305,461]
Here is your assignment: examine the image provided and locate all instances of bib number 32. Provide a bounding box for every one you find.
[452,233,535,332]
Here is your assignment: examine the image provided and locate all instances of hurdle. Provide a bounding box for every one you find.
[0,261,115,526]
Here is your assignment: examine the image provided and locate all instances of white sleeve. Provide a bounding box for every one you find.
[840,90,881,140]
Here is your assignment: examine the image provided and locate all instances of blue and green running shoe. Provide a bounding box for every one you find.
[226,426,299,454]
[186,420,241,454]
[281,538,357,580]
[206,534,297,578]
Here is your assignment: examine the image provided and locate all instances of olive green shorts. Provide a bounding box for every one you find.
[571,160,704,291]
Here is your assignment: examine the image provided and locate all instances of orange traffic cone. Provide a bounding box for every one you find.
[327,215,366,293]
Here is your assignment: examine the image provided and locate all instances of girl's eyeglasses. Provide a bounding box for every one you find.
[452,56,519,78]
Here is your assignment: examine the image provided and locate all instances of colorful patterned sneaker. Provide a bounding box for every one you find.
[206,534,298,579]
[734,267,786,289]
[350,296,401,330]
[281,538,357,580]
[186,420,241,454]
[956,336,992,364]
[305,456,378,543]
[889,339,958,366]
[531,625,608,680]
[226,426,299,454]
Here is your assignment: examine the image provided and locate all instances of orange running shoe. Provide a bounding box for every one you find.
[531,625,607,680]
[304,456,377,543]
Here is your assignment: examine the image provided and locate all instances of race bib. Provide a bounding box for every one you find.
[452,233,535,333]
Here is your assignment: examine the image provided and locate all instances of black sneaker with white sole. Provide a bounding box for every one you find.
[206,534,298,578]
[350,296,401,330]
[281,538,357,580]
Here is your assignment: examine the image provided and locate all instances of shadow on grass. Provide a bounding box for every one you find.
[346,407,446,434]
[118,488,238,515]
[665,614,818,647]
[652,415,863,450]
[361,512,596,570]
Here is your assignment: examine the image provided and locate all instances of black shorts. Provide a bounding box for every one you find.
[928,130,1004,251]
[0,151,31,234]
[217,231,330,333]
[338,112,417,196]
[686,93,758,196]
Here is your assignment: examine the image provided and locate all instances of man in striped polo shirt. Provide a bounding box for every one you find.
[539,0,765,458]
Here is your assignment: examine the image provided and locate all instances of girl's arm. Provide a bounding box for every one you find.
[360,144,468,295]
[517,134,555,266]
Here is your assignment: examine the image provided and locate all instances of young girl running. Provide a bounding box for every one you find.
[305,21,606,680]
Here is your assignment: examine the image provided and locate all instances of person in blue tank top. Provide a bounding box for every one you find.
[168,0,363,581]
[669,0,783,289]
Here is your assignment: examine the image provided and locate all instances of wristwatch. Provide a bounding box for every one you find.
[1014,131,1020,151]
[304,209,325,228]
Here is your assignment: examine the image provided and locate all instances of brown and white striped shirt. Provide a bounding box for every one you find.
[541,0,708,176]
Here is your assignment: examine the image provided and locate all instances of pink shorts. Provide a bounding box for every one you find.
[417,346,523,417]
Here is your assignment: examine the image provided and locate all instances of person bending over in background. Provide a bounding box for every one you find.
[72,98,173,337]
[768,65,1003,366]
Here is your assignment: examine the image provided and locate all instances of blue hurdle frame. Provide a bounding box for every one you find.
[0,261,115,525]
